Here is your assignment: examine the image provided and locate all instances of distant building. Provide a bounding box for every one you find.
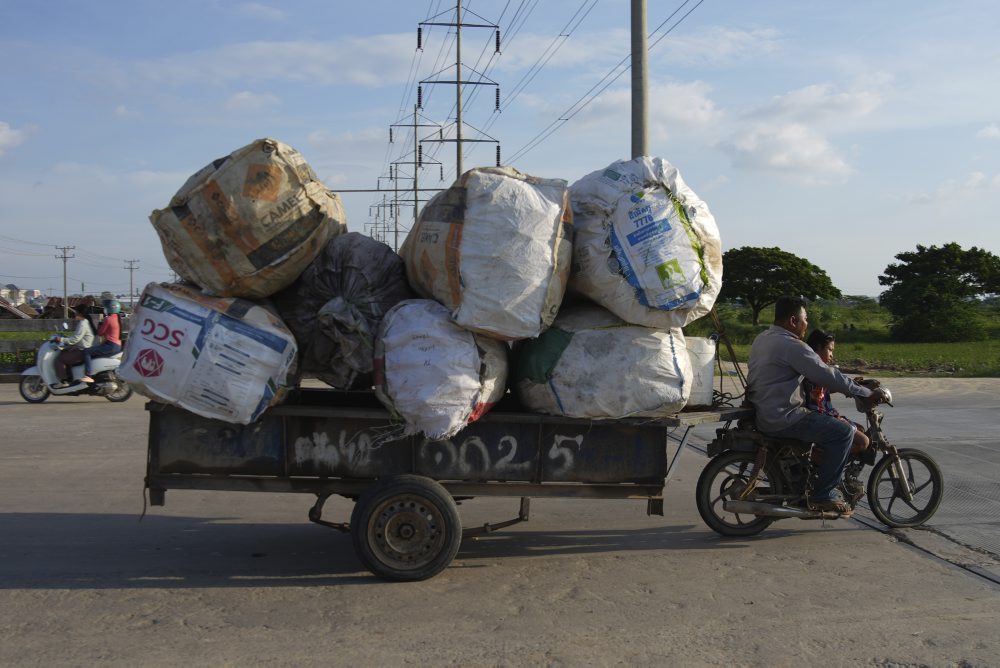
[1,283,29,306]
[0,296,32,319]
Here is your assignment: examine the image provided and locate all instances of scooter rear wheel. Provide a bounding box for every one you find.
[104,380,133,403]
[19,375,50,403]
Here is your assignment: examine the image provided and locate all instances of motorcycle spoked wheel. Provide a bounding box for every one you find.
[696,450,784,537]
[865,448,943,528]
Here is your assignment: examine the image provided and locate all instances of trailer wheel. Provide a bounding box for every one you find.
[350,475,461,581]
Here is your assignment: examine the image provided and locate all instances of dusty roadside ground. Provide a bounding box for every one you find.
[1,379,999,666]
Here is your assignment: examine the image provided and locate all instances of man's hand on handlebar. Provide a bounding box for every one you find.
[864,387,890,407]
[855,376,881,390]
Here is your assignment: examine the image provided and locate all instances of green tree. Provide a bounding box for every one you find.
[878,243,1000,342]
[719,247,842,325]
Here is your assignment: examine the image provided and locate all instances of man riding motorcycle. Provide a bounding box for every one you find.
[746,296,888,514]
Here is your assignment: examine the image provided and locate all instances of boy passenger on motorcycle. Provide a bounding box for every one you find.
[52,306,96,388]
[803,329,874,464]
[746,296,887,514]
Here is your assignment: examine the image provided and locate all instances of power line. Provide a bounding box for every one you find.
[506,0,704,164]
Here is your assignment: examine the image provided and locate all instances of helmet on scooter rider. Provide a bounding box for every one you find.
[102,299,121,315]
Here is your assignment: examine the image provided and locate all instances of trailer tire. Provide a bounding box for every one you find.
[351,474,461,581]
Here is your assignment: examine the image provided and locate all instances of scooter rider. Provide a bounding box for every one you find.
[52,306,96,388]
[80,298,123,383]
[746,296,888,514]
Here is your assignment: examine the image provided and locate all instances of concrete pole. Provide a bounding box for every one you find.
[631,0,648,159]
[413,104,420,229]
[455,0,464,176]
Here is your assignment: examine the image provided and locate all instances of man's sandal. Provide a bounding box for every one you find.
[813,498,851,514]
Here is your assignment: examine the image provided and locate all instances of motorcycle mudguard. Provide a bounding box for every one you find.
[22,366,41,376]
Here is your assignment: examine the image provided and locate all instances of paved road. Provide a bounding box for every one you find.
[2,379,1000,665]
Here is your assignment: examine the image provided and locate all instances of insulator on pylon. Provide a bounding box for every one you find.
[439,128,443,139]
[496,145,501,167]
[389,165,394,179]
[389,128,394,143]
[418,144,423,167]
[495,87,500,111]
[495,30,501,54]
[417,86,423,109]
[417,27,423,50]
[440,166,444,181]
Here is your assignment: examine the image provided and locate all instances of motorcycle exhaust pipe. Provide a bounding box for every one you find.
[724,499,840,519]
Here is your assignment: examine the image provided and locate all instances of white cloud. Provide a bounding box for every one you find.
[132,36,416,88]
[553,80,724,137]
[493,30,630,72]
[224,90,280,112]
[306,127,389,181]
[235,3,287,21]
[718,122,852,183]
[653,27,783,66]
[114,104,140,118]
[0,121,27,156]
[909,171,1000,203]
[753,81,884,124]
[977,123,1000,139]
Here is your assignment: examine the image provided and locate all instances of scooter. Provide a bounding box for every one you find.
[19,328,132,403]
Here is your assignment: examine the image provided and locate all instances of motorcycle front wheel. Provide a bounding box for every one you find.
[866,448,943,528]
[696,450,783,537]
[19,375,50,403]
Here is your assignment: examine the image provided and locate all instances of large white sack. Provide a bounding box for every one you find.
[119,282,298,425]
[150,138,346,299]
[373,299,508,440]
[273,232,413,389]
[400,166,572,340]
[513,303,692,418]
[568,156,722,327]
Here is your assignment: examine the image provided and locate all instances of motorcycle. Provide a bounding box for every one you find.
[696,385,943,536]
[19,326,132,403]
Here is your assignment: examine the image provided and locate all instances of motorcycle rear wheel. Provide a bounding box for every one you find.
[104,380,133,403]
[696,450,783,537]
[19,375,50,403]
[865,448,943,528]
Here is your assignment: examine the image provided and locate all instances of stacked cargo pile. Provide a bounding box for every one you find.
[120,138,353,424]
[121,137,722,429]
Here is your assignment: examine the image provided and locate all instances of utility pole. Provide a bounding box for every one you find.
[55,245,74,320]
[631,0,649,158]
[455,1,463,175]
[417,3,501,179]
[124,259,139,312]
[388,107,443,238]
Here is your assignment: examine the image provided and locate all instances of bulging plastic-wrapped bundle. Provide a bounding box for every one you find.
[150,138,347,299]
[119,282,298,425]
[373,299,508,440]
[512,303,692,418]
[568,156,722,328]
[399,165,573,340]
[274,232,413,389]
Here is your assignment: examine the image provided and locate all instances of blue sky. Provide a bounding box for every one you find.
[1,0,998,299]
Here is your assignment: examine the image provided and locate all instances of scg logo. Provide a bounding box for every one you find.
[140,319,185,347]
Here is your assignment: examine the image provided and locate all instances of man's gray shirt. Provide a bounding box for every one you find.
[747,325,872,433]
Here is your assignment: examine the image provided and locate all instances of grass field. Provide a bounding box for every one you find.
[723,340,1000,377]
